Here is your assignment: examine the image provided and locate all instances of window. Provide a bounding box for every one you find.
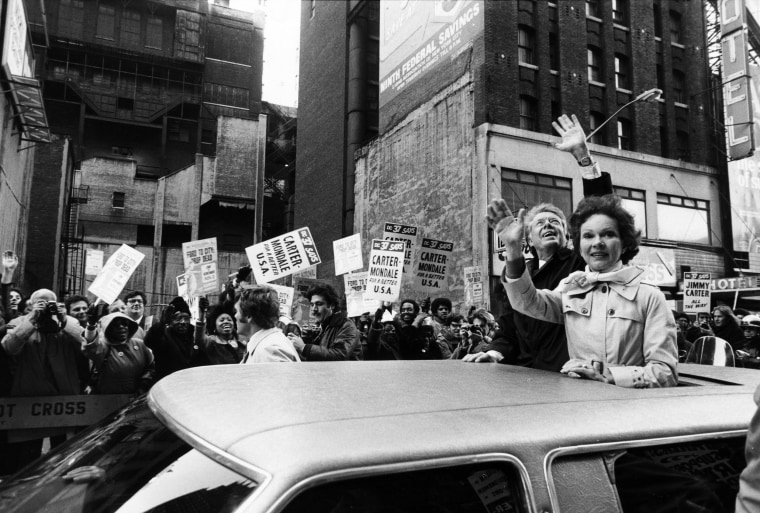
[588,47,602,83]
[519,96,537,131]
[146,16,163,49]
[553,437,745,513]
[96,2,116,40]
[586,0,600,18]
[549,33,559,71]
[673,70,686,103]
[657,193,710,244]
[112,192,125,209]
[58,0,84,39]
[283,463,527,513]
[615,54,630,90]
[168,120,191,143]
[676,130,690,161]
[518,26,536,66]
[617,118,632,150]
[162,224,192,247]
[121,9,141,46]
[653,2,662,37]
[589,111,606,145]
[136,225,155,245]
[670,11,682,44]
[612,0,628,25]
[615,187,647,236]
[502,169,573,218]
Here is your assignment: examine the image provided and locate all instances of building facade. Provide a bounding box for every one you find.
[298,0,728,312]
[20,0,271,306]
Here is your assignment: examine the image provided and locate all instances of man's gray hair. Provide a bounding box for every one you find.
[523,203,568,240]
[30,288,56,303]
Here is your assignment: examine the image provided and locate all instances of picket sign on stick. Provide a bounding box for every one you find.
[365,239,405,302]
[344,271,382,317]
[88,245,146,304]
[246,227,321,284]
[333,233,363,276]
[182,237,219,297]
[683,272,711,314]
[382,222,419,278]
[413,238,454,293]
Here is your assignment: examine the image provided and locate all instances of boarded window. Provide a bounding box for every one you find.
[58,0,84,39]
[146,16,163,49]
[121,9,141,47]
[96,2,116,40]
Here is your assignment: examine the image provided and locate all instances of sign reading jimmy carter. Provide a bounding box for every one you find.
[379,0,484,108]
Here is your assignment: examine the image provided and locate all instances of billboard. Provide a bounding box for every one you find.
[379,0,484,108]
[729,63,760,252]
[720,0,755,160]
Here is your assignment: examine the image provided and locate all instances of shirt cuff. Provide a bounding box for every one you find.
[608,366,648,388]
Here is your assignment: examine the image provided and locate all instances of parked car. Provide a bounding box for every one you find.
[0,361,759,513]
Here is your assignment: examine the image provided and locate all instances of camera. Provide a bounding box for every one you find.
[42,300,59,318]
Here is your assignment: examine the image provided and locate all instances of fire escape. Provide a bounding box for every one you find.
[61,185,89,296]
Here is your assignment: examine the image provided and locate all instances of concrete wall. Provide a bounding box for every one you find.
[355,75,477,308]
[0,94,36,287]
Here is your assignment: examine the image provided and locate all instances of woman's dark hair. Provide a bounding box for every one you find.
[431,297,452,314]
[206,303,237,336]
[305,283,341,309]
[712,305,740,328]
[238,286,279,329]
[399,299,420,315]
[569,194,641,264]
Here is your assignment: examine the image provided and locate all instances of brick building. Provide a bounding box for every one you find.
[19,0,277,306]
[298,0,729,311]
[0,0,52,285]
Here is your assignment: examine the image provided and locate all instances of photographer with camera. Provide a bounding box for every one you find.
[1,288,86,473]
[451,309,492,360]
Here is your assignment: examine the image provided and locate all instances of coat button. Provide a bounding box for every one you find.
[600,285,608,293]
[581,308,588,314]
[608,309,615,316]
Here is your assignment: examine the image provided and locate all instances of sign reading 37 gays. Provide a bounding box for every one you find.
[246,227,321,284]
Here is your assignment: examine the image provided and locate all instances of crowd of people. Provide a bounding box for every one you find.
[2,114,760,480]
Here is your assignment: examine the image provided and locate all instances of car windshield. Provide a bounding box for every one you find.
[0,397,259,513]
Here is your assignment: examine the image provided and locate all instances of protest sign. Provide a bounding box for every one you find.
[365,239,405,302]
[0,395,132,430]
[464,266,484,305]
[413,238,454,293]
[246,227,321,284]
[84,249,104,276]
[683,272,711,314]
[333,233,363,275]
[177,273,188,298]
[268,283,295,318]
[383,222,418,278]
[88,245,145,304]
[182,238,219,297]
[292,277,320,324]
[344,271,382,317]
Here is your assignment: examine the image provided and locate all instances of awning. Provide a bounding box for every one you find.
[8,75,51,143]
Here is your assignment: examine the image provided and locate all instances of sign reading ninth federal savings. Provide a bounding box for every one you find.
[414,238,453,293]
[365,239,405,302]
[246,228,321,284]
[379,0,484,108]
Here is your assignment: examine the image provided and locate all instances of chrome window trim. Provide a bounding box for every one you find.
[543,429,747,513]
[264,453,536,513]
[148,398,273,499]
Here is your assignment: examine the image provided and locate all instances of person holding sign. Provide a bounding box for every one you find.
[82,308,155,395]
[195,298,247,365]
[144,297,203,381]
[288,284,362,361]
[494,194,677,387]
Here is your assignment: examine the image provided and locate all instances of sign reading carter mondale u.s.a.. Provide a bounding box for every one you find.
[414,238,453,293]
[365,239,405,302]
[246,227,321,284]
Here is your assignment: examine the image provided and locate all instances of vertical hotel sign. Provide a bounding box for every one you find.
[721,0,754,160]
[1,0,32,79]
[379,0,484,108]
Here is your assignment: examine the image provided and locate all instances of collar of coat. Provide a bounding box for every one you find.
[321,310,348,329]
[560,265,646,300]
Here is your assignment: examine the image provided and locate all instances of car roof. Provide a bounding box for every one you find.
[149,362,760,485]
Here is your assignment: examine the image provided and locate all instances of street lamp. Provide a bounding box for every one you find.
[585,88,663,141]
